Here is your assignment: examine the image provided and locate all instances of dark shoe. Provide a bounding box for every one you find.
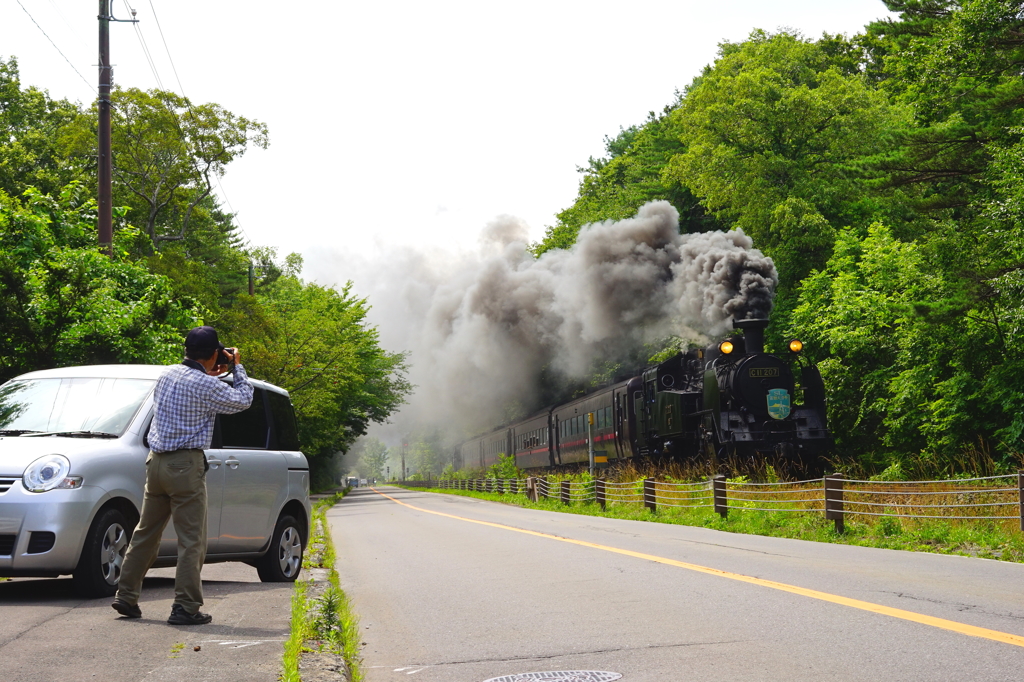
[167,603,212,625]
[111,599,142,619]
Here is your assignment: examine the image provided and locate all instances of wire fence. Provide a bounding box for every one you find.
[404,473,1024,531]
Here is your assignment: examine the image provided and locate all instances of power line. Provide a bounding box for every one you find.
[146,0,252,246]
[16,0,93,97]
[125,1,164,90]
[147,1,188,102]
[47,0,89,51]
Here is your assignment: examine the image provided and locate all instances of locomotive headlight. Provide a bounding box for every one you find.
[789,339,804,353]
[720,340,734,354]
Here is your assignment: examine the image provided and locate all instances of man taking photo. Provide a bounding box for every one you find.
[112,326,254,625]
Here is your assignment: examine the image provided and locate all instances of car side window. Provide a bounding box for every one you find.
[220,388,268,449]
[267,391,300,451]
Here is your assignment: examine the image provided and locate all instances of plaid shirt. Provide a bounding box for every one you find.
[148,361,254,453]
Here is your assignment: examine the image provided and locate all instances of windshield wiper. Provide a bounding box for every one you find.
[0,429,42,436]
[22,430,118,439]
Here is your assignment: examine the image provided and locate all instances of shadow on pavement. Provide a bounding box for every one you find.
[0,573,281,605]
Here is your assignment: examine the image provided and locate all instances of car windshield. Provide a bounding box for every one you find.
[0,377,155,437]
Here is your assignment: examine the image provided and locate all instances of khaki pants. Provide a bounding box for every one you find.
[115,448,208,614]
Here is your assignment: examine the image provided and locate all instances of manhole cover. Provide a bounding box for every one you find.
[483,673,622,682]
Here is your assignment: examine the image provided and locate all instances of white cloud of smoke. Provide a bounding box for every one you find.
[307,200,777,436]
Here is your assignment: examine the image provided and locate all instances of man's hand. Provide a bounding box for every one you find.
[206,348,240,376]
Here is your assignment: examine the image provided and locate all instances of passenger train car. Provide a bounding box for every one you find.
[455,318,831,472]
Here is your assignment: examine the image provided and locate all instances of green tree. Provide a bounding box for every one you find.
[666,30,907,289]
[359,437,390,481]
[0,183,202,382]
[110,87,268,248]
[866,1,1024,215]
[793,220,1024,470]
[0,57,91,198]
[219,258,410,486]
[537,109,719,255]
[407,432,449,479]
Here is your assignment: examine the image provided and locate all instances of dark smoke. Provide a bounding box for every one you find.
[310,200,777,434]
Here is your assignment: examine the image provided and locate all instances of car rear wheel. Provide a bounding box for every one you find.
[256,514,303,582]
[72,508,131,598]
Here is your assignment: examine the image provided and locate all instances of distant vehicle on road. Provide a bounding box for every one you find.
[360,478,368,487]
[0,365,311,597]
[345,477,359,488]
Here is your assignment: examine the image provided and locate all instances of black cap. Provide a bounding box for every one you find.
[185,325,224,351]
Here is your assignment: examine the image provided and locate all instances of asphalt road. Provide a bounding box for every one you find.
[331,486,1024,682]
[0,562,291,682]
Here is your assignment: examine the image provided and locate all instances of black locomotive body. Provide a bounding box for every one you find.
[456,318,831,472]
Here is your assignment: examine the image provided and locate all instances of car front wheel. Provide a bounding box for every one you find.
[256,514,304,582]
[72,508,132,598]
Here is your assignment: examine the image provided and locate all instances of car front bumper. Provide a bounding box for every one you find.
[0,480,102,576]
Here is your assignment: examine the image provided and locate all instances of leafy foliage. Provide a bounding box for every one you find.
[0,183,201,382]
[0,59,409,482]
[109,87,268,247]
[218,260,409,485]
[538,6,1024,475]
[356,437,390,481]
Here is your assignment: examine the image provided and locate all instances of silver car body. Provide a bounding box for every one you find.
[0,364,311,577]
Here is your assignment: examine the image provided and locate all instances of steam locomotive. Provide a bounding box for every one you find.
[455,318,830,472]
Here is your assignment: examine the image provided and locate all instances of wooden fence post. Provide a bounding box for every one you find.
[1018,471,1023,532]
[644,477,656,513]
[596,478,606,511]
[561,480,570,505]
[712,475,728,518]
[825,473,845,534]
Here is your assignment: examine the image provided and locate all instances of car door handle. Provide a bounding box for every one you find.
[225,457,241,469]
[207,457,222,470]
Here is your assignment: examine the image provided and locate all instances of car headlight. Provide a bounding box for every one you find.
[22,454,82,493]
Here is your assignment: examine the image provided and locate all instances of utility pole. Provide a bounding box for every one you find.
[97,0,112,255]
[401,442,407,482]
[97,1,137,256]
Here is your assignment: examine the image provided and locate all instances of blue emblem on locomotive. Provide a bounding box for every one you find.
[767,388,791,420]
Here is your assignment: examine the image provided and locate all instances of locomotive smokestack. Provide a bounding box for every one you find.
[734,318,769,355]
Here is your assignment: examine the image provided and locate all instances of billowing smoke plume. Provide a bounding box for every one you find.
[310,200,776,434]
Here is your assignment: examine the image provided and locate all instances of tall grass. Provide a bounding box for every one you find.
[413,473,1024,564]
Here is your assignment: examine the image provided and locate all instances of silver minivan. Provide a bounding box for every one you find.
[0,365,311,597]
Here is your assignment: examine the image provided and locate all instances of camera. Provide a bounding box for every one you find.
[217,348,236,366]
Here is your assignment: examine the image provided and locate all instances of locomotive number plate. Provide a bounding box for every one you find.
[749,367,780,378]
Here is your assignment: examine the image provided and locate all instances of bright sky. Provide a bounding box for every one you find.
[5,0,894,272]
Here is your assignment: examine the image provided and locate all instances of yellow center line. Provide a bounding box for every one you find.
[369,487,1024,649]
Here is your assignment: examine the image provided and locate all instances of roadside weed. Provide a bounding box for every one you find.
[281,488,362,682]
[412,485,1024,563]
